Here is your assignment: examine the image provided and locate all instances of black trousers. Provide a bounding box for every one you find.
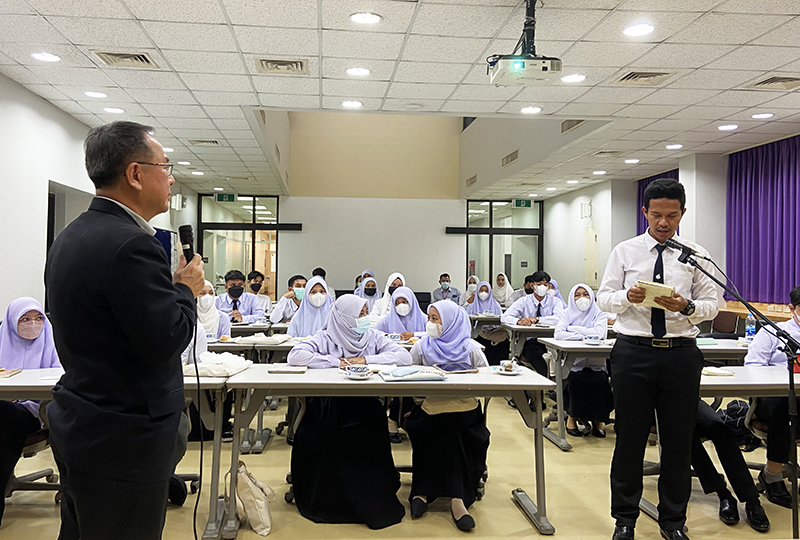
[609,338,703,531]
[475,336,511,366]
[521,338,548,377]
[692,400,758,503]
[0,401,41,524]
[754,396,796,464]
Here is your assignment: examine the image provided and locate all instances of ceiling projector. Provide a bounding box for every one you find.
[488,54,562,86]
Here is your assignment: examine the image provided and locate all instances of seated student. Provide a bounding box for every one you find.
[459,275,480,307]
[270,274,307,324]
[406,300,490,532]
[691,399,769,531]
[504,274,533,308]
[432,273,461,303]
[554,284,612,437]
[312,267,335,299]
[288,276,334,337]
[370,272,406,324]
[355,276,382,312]
[467,281,510,365]
[354,269,375,293]
[247,270,272,314]
[548,278,567,307]
[744,285,800,508]
[0,298,61,524]
[501,270,565,376]
[197,280,231,339]
[216,270,265,323]
[287,295,411,529]
[492,273,515,308]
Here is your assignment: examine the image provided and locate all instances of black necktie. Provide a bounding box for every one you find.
[651,244,667,338]
[231,299,239,322]
[536,302,542,318]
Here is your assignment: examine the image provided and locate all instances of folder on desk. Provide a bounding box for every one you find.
[0,368,22,378]
[267,364,307,374]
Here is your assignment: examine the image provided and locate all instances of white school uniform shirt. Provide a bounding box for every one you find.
[269,296,300,323]
[216,292,265,324]
[596,231,719,338]
[181,322,208,365]
[744,317,800,367]
[501,294,565,326]
[504,288,526,308]
[255,294,273,315]
[554,311,609,372]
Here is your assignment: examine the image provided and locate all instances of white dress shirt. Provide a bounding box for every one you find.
[504,289,526,308]
[216,291,265,324]
[255,294,273,315]
[501,294,565,326]
[597,231,719,338]
[269,296,300,323]
[96,196,156,235]
[744,317,800,368]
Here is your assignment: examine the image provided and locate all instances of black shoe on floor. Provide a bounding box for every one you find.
[660,528,689,540]
[389,432,402,444]
[168,474,188,506]
[612,525,634,540]
[566,427,584,437]
[718,495,739,525]
[410,497,428,518]
[757,470,792,508]
[591,427,606,438]
[221,427,234,443]
[452,512,475,531]
[745,499,770,532]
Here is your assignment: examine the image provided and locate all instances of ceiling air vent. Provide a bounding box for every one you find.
[255,58,309,75]
[747,76,800,91]
[225,177,250,182]
[466,175,477,187]
[615,71,674,86]
[92,51,159,69]
[501,150,519,168]
[593,150,625,157]
[188,139,222,147]
[561,119,585,134]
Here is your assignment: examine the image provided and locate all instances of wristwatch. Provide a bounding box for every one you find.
[681,300,696,316]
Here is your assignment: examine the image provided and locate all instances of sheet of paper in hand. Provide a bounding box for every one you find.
[635,280,676,310]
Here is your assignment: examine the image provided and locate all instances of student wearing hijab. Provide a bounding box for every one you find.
[406,300,490,532]
[548,278,567,307]
[247,270,272,314]
[288,276,334,337]
[270,274,307,324]
[492,273,515,307]
[554,284,612,437]
[370,272,405,324]
[467,281,510,365]
[354,269,375,293]
[459,275,480,307]
[196,280,231,339]
[0,298,61,524]
[355,276,382,312]
[287,295,411,529]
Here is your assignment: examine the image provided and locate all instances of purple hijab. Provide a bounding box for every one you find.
[288,276,334,337]
[466,281,502,315]
[0,297,60,370]
[316,294,383,357]
[419,300,480,371]
[355,276,382,310]
[374,286,427,333]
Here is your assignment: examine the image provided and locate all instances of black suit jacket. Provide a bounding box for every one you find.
[44,197,196,482]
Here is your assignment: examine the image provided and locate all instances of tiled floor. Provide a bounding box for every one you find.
[1,399,793,539]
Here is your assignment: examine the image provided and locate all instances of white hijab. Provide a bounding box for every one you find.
[563,283,607,336]
[493,273,514,304]
[197,280,220,335]
[375,272,406,317]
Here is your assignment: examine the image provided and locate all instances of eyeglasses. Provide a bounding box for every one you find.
[131,161,174,176]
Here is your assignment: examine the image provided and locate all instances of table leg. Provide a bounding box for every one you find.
[222,389,243,540]
[542,351,571,451]
[203,388,226,540]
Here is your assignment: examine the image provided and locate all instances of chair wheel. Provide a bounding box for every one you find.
[286,473,292,484]
[190,480,200,494]
[46,473,59,483]
[476,487,485,500]
[284,488,294,504]
[55,492,62,503]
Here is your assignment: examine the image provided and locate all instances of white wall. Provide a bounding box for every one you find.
[277,196,466,293]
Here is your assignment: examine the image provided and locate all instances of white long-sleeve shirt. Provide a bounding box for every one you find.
[269,296,300,323]
[504,289,526,308]
[216,292,265,324]
[501,294,565,326]
[597,231,719,338]
[554,311,609,372]
[254,294,273,315]
[287,330,412,369]
[744,317,800,367]
[181,322,209,365]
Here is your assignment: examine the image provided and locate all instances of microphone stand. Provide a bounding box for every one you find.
[678,252,800,538]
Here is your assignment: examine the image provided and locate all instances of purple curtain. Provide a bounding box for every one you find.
[636,170,679,235]
[727,134,800,303]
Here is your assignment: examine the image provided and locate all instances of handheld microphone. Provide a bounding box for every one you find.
[178,224,194,261]
[664,237,708,263]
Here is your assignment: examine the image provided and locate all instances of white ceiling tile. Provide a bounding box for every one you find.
[583,11,702,43]
[126,0,226,23]
[393,62,471,84]
[635,88,721,105]
[126,87,199,105]
[561,42,656,68]
[231,138,260,147]
[759,92,800,109]
[669,13,791,44]
[71,113,101,126]
[193,91,259,106]
[698,90,776,107]
[22,83,67,100]
[719,132,780,145]
[233,26,319,56]
[574,86,656,104]
[322,78,389,98]
[619,130,678,141]
[169,128,223,139]
[382,98,446,112]
[740,122,800,136]
[323,30,406,61]
[614,103,686,117]
[440,100,506,113]
[178,73,252,92]
[49,100,94,115]
[321,57,396,81]
[411,4,513,38]
[252,75,318,95]
[258,93,320,109]
[0,42,95,67]
[449,84,521,101]
[386,82,457,99]
[321,96,382,111]
[226,0,317,28]
[462,64,494,85]
[48,17,151,48]
[143,103,207,118]
[639,118,709,131]
[498,8,609,41]
[667,105,745,119]
[320,0,415,33]
[161,50,247,74]
[668,130,727,141]
[204,106,246,119]
[212,118,251,130]
[667,69,766,90]
[0,51,12,64]
[54,85,131,102]
[0,0,35,14]
[556,102,627,116]
[705,46,800,71]
[499,102,567,115]
[0,15,68,44]
[690,141,746,152]
[609,117,657,130]
[401,35,490,63]
[715,0,800,15]
[142,22,237,52]
[725,108,796,122]
[158,117,217,129]
[514,85,589,103]
[621,0,721,11]
[235,147,265,156]
[78,100,150,115]
[693,120,762,132]
[26,65,116,86]
[104,68,185,89]
[629,43,735,69]
[753,18,800,47]
[28,0,130,18]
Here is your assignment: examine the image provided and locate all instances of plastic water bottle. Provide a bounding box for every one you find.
[746,313,757,341]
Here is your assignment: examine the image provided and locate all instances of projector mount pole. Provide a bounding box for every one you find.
[522,0,537,55]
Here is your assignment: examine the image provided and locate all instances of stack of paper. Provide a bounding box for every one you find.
[635,280,676,309]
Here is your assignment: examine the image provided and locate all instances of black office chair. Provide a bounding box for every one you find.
[4,428,62,503]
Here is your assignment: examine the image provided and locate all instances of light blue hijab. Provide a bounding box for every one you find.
[419,300,480,371]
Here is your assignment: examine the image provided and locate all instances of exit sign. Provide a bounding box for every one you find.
[214,193,235,203]
[512,199,532,208]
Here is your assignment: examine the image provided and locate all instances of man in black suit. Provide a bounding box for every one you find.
[45,121,205,540]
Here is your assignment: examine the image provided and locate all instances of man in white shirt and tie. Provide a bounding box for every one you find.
[598,179,719,540]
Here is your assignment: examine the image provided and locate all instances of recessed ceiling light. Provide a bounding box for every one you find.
[528,193,538,197]
[520,106,542,114]
[177,161,191,165]
[751,112,774,119]
[480,202,490,206]
[468,209,485,214]
[346,67,370,76]
[342,100,363,109]
[213,187,224,191]
[625,159,640,164]
[665,144,683,150]
[83,91,107,98]
[103,107,124,114]
[560,74,586,83]
[718,124,738,131]
[567,180,580,184]
[593,170,607,175]
[546,187,557,191]
[350,12,382,24]
[163,147,174,152]
[623,23,654,37]
[31,52,60,62]
[253,205,266,210]
[492,202,509,206]
[404,103,424,110]
[191,171,204,176]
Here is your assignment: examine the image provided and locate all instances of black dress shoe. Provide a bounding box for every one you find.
[452,512,475,531]
[591,427,607,438]
[745,499,770,532]
[757,470,792,508]
[168,474,188,506]
[566,427,584,437]
[612,525,634,540]
[660,528,689,540]
[410,497,428,518]
[388,432,402,444]
[718,495,739,524]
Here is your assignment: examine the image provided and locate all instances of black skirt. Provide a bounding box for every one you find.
[405,403,490,508]
[291,396,405,529]
[563,367,614,422]
[475,335,510,366]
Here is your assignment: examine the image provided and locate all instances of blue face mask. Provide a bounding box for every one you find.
[441,281,450,290]
[354,315,371,335]
[293,287,305,300]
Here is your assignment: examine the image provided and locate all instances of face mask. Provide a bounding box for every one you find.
[250,283,262,293]
[354,315,371,335]
[309,292,327,307]
[364,287,376,296]
[524,287,534,295]
[440,281,450,290]
[468,283,478,293]
[395,303,411,317]
[575,297,592,312]
[535,285,548,297]
[546,288,556,297]
[388,286,399,295]
[17,320,44,340]
[198,295,215,310]
[293,287,305,301]
[426,321,443,339]
[478,292,489,301]
[228,285,244,299]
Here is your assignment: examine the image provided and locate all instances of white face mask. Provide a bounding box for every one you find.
[478,292,489,301]
[535,285,548,297]
[198,295,215,310]
[309,292,327,307]
[395,303,411,317]
[575,297,592,312]
[467,283,478,293]
[426,321,443,338]
[546,288,556,297]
